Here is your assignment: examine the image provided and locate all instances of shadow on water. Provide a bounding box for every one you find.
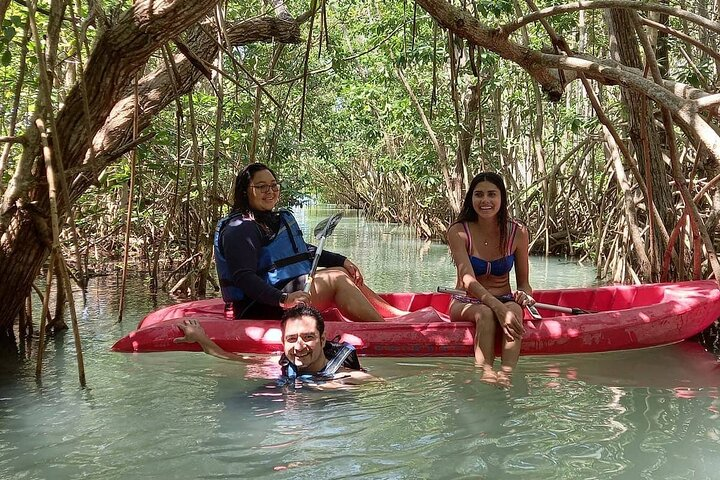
[2,208,720,479]
[694,319,720,356]
[524,341,720,396]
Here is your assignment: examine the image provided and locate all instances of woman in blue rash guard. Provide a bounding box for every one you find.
[215,162,404,322]
[446,172,534,387]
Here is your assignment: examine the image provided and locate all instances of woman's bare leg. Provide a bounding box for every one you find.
[497,302,523,387]
[313,267,407,317]
[356,283,408,317]
[450,301,497,382]
[309,269,384,322]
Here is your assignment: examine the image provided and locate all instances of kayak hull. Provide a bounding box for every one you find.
[112,280,720,356]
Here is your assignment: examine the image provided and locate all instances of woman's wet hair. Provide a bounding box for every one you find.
[454,171,509,253]
[232,162,278,214]
[280,305,325,336]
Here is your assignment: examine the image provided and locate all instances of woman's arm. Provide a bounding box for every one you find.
[513,224,533,295]
[313,246,346,268]
[308,243,365,286]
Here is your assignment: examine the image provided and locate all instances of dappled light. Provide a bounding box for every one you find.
[114,280,720,357]
[2,13,720,480]
[245,326,282,343]
[2,0,720,340]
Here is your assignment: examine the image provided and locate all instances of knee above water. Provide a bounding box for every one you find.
[474,315,496,333]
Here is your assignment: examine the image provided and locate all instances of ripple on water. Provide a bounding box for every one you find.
[3,259,720,479]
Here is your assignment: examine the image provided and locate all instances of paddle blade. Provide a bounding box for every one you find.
[313,212,343,238]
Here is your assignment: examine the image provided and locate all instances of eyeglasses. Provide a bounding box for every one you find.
[249,182,281,194]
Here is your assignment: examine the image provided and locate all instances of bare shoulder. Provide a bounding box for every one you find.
[447,222,465,236]
[511,220,529,238]
[515,221,529,235]
[510,221,530,255]
[446,222,467,244]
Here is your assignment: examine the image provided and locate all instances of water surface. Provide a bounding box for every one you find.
[1,208,718,479]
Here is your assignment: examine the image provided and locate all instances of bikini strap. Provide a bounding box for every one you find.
[462,222,472,254]
[506,221,518,256]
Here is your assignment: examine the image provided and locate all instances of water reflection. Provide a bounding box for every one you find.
[528,342,720,396]
[295,206,598,293]
[2,208,719,479]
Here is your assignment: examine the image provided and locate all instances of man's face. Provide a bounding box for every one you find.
[282,315,326,372]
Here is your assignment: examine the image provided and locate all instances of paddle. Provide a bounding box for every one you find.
[436,287,593,315]
[304,212,344,293]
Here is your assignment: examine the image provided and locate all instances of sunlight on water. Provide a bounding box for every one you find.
[293,206,599,293]
[1,208,719,479]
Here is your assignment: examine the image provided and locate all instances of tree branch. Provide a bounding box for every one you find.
[414,0,564,101]
[0,135,27,145]
[503,1,720,38]
[70,14,301,200]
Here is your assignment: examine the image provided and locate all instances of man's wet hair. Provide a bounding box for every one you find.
[280,305,325,335]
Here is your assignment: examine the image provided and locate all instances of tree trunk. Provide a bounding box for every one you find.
[0,0,301,334]
[0,0,10,27]
[605,8,674,279]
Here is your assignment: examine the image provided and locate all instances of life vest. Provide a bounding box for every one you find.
[277,341,363,386]
[214,209,314,303]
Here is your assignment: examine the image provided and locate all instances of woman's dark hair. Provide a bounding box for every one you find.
[280,305,325,336]
[232,162,278,215]
[454,171,509,254]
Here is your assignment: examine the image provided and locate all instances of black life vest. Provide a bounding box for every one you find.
[277,341,363,386]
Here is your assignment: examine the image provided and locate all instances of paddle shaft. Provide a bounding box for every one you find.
[436,287,586,315]
[303,213,343,294]
[303,235,327,293]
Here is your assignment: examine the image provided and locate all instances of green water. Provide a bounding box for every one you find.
[1,208,718,479]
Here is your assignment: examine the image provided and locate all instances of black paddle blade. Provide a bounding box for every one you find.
[313,212,343,238]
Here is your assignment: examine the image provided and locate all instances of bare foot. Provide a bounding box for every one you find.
[496,372,512,388]
[477,364,498,385]
[496,366,513,388]
[480,372,498,385]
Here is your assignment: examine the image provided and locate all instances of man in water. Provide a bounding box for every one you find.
[175,305,376,387]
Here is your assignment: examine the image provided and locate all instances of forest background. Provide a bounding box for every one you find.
[1,0,719,345]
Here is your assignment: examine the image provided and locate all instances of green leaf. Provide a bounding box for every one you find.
[3,26,16,42]
[1,49,11,66]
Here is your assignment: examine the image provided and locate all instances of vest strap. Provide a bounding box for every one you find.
[258,251,314,274]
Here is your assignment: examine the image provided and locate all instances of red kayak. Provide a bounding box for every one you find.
[112,280,720,356]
